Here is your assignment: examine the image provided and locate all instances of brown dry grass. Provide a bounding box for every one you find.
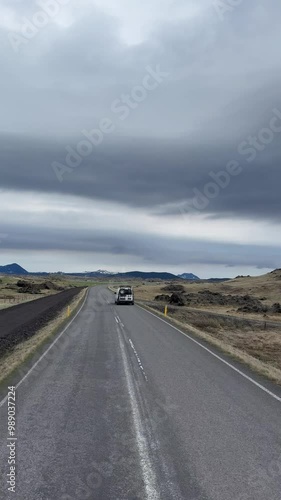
[139,303,281,385]
[134,272,281,321]
[172,307,281,371]
[0,276,64,309]
[133,271,281,384]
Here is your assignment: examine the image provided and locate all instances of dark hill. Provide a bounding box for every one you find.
[0,263,28,275]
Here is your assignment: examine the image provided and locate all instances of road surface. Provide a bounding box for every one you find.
[0,288,83,356]
[0,286,280,500]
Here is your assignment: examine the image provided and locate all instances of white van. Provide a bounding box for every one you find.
[115,286,134,305]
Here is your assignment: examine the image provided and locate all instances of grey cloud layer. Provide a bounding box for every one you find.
[1,222,280,269]
[0,0,281,271]
[0,1,280,222]
[2,1,281,138]
[1,131,281,221]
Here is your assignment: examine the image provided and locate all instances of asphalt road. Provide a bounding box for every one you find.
[0,287,83,356]
[0,286,280,500]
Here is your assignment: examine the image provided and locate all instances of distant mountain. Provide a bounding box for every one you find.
[96,269,117,275]
[116,271,179,280]
[0,263,28,275]
[67,270,181,280]
[82,269,116,277]
[0,264,199,281]
[68,270,117,277]
[177,273,200,280]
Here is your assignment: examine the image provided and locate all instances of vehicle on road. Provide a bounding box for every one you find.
[115,286,134,305]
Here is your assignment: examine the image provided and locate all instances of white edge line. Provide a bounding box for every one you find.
[136,304,281,404]
[117,325,160,500]
[128,338,148,382]
[0,288,89,408]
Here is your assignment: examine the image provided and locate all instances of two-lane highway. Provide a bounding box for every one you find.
[0,286,280,499]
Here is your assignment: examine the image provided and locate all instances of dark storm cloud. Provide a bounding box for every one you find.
[1,127,281,221]
[0,0,281,219]
[1,221,280,270]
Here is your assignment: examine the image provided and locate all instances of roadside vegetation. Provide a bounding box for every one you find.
[133,270,281,384]
[0,275,98,310]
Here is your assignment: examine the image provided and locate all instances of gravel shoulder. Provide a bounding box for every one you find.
[0,288,85,358]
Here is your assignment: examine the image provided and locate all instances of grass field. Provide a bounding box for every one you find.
[131,271,281,382]
[0,275,99,310]
[134,271,281,321]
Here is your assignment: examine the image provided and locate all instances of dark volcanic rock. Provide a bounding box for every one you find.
[161,284,185,293]
[169,293,185,306]
[155,294,170,301]
[42,281,63,291]
[17,280,63,294]
[17,280,29,287]
[18,284,42,294]
[182,290,268,313]
[271,303,281,314]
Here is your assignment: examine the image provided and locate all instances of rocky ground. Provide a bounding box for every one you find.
[155,285,281,314]
[133,274,281,379]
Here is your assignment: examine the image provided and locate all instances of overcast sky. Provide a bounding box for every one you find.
[0,0,280,277]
